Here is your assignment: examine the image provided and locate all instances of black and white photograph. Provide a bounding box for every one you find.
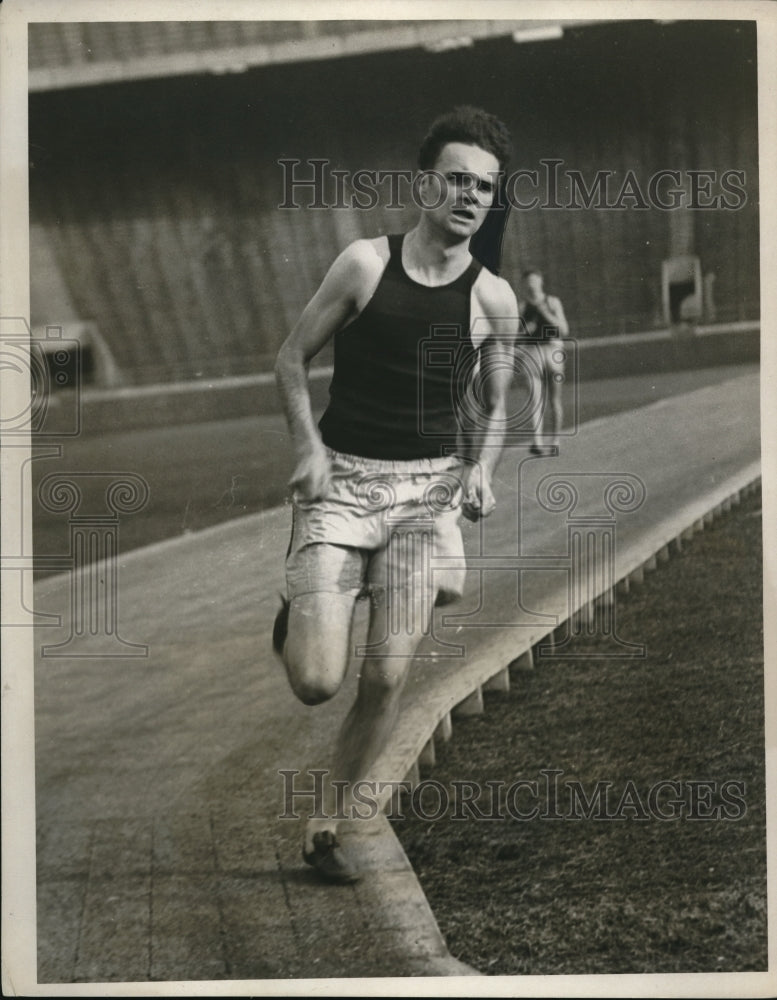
[1,1,775,995]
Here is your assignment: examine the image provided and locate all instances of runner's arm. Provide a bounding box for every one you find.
[462,280,518,520]
[536,294,569,337]
[274,241,376,498]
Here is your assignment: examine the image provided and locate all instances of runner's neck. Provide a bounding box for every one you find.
[402,225,472,287]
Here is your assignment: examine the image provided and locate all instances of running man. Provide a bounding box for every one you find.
[273,107,518,882]
[518,268,569,456]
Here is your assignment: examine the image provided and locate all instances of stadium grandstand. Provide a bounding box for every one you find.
[29,18,759,387]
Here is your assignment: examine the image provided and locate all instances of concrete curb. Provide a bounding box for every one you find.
[341,815,482,977]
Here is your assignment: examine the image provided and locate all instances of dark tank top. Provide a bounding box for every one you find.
[318,234,482,460]
[520,300,560,340]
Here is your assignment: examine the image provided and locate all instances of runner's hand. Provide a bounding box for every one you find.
[461,466,496,522]
[289,446,331,502]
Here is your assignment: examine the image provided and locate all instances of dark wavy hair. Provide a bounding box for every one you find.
[418,106,512,173]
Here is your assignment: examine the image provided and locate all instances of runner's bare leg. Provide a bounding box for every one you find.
[305,550,432,847]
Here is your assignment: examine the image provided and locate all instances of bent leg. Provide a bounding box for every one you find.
[283,591,357,705]
[282,542,365,705]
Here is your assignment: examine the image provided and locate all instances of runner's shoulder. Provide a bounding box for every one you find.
[474,267,518,317]
[332,237,389,290]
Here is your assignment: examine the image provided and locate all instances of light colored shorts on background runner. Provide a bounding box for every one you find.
[286,448,467,604]
[515,337,566,380]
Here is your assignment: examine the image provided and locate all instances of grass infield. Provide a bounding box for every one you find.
[394,487,766,975]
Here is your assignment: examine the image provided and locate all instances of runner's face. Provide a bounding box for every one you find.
[523,273,544,300]
[419,142,500,240]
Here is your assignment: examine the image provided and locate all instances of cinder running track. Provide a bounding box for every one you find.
[33,371,760,984]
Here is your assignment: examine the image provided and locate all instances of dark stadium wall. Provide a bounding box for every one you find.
[29,20,758,384]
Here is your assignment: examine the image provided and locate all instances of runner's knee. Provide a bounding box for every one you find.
[288,669,341,706]
[284,642,345,704]
[360,660,410,699]
[283,592,355,704]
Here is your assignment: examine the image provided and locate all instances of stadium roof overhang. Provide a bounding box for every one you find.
[28,19,614,92]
